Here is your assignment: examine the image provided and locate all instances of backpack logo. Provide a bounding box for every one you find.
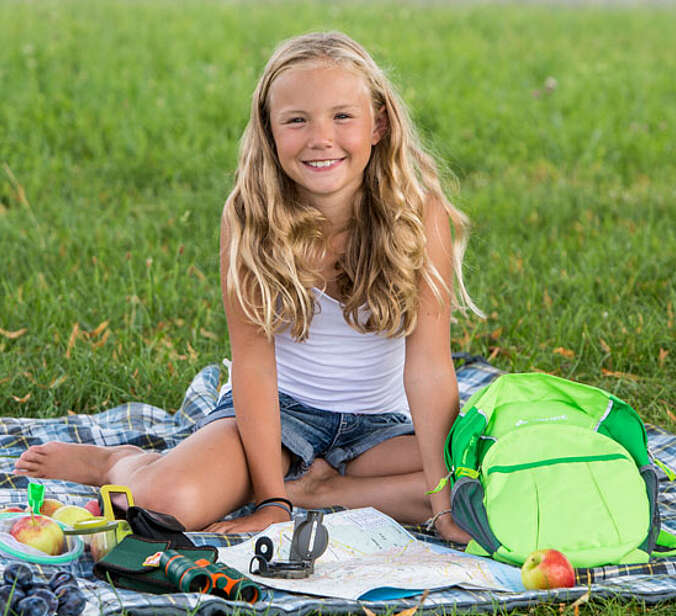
[514,414,568,427]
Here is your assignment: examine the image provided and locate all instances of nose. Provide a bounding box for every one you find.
[307,119,334,149]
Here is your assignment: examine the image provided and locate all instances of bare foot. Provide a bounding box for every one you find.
[286,458,339,508]
[434,514,472,544]
[14,442,144,486]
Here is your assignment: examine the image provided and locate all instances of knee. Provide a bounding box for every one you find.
[129,478,207,530]
[158,484,208,530]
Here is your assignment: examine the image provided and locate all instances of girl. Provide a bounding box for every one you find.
[15,31,477,543]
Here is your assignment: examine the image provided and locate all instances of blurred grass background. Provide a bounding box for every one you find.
[1,0,674,430]
[1,2,675,613]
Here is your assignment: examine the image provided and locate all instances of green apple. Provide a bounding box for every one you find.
[52,504,96,527]
[10,514,65,555]
[521,549,575,589]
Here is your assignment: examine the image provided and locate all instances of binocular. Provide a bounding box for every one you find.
[159,550,260,604]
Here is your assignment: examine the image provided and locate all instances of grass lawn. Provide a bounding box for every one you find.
[0,1,674,613]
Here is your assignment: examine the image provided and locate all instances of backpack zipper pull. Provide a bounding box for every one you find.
[650,450,676,481]
[426,470,453,494]
[456,466,480,480]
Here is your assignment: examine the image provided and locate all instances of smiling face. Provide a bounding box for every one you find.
[268,62,385,215]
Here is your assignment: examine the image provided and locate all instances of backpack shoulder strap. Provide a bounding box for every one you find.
[652,529,676,559]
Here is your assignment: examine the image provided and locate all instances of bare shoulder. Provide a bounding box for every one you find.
[219,201,275,366]
[421,193,453,284]
[220,201,234,259]
[219,203,237,302]
[422,192,449,221]
[405,194,454,373]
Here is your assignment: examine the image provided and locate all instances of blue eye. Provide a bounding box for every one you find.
[287,117,305,124]
[335,113,351,120]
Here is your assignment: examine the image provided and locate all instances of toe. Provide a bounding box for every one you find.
[14,451,45,475]
[28,443,49,456]
[19,445,46,462]
[13,465,41,477]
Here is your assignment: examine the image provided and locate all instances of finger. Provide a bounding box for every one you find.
[204,522,231,533]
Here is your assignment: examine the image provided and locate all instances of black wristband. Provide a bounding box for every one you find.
[256,501,292,518]
[255,497,293,512]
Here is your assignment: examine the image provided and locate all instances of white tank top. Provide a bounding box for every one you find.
[220,289,410,415]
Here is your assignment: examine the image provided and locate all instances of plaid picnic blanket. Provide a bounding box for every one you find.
[1,358,675,615]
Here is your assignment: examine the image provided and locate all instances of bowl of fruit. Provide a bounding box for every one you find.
[0,486,88,565]
[0,512,84,565]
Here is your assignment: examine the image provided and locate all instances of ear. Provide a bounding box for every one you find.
[371,105,388,145]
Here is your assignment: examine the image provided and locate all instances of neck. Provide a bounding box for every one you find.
[299,182,362,234]
[321,203,352,235]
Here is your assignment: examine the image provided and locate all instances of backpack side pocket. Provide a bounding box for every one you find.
[450,477,501,555]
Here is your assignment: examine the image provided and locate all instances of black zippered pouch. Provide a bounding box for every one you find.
[125,506,196,548]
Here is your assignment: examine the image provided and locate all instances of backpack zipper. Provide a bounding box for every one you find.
[486,453,628,475]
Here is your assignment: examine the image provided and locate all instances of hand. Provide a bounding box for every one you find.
[202,505,291,534]
[434,512,472,544]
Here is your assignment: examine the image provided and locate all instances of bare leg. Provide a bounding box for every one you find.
[15,443,155,486]
[286,435,471,542]
[287,458,431,523]
[14,420,291,531]
[287,435,430,522]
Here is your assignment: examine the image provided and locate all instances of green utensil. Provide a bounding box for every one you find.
[27,482,45,515]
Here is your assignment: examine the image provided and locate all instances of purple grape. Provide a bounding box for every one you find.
[48,571,77,591]
[26,582,51,594]
[4,562,34,589]
[54,583,79,600]
[0,583,26,606]
[28,587,59,613]
[16,595,50,616]
[56,585,86,616]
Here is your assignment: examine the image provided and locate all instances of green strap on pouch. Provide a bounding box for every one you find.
[93,534,218,594]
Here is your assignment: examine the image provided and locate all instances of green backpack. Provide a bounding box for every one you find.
[441,373,676,568]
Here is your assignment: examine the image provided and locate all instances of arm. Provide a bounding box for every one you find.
[404,196,470,543]
[208,213,290,533]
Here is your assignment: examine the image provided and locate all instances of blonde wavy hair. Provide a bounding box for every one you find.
[223,31,477,341]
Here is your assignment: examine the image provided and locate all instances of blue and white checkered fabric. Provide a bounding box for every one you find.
[1,360,675,615]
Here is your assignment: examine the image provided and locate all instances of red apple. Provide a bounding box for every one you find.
[83,499,101,517]
[521,549,575,589]
[0,506,25,513]
[10,514,65,555]
[40,498,65,517]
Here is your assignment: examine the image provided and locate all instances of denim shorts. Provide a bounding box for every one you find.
[194,390,414,480]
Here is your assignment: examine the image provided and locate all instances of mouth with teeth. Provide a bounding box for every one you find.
[303,158,345,170]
